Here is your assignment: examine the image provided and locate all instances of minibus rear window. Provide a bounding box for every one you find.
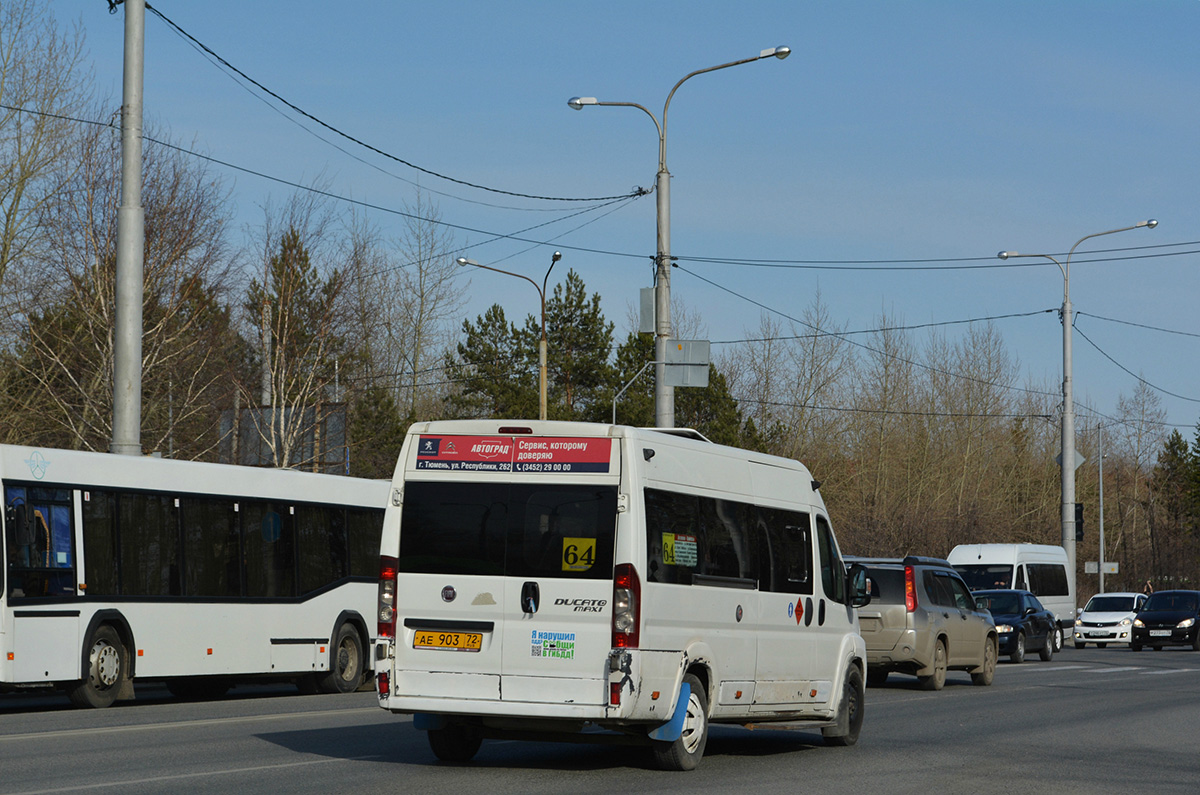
[397,482,616,580]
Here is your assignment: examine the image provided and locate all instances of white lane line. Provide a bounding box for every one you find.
[1000,664,1091,673]
[1084,666,1144,673]
[12,754,383,794]
[0,705,383,743]
[1141,668,1196,675]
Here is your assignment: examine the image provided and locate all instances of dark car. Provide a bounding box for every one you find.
[973,589,1056,663]
[1131,590,1200,651]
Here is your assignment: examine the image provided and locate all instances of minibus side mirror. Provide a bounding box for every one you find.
[847,563,871,608]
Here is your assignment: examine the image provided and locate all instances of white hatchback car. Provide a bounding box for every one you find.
[1073,592,1148,648]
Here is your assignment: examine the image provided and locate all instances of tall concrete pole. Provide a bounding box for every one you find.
[111,0,146,456]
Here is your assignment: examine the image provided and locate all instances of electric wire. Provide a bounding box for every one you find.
[142,3,645,204]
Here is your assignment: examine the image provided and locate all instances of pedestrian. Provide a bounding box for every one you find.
[1142,579,1154,595]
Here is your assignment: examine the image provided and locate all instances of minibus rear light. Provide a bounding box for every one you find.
[378,556,399,638]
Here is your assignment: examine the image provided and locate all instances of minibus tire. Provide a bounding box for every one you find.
[67,625,128,709]
[823,665,864,746]
[319,623,363,694]
[651,673,709,771]
[428,722,482,763]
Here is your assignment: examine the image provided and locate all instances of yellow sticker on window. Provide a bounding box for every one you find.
[562,537,596,572]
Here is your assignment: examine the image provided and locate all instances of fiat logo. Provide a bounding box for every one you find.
[441,586,457,602]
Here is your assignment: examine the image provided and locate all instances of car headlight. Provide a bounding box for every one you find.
[1177,618,1196,629]
[995,624,1013,633]
[1119,618,1132,626]
[1074,618,1083,627]
[1133,618,1145,628]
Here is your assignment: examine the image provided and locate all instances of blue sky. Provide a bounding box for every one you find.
[61,1,1200,433]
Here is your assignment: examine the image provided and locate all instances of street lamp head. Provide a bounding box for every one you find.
[997,251,1013,260]
[1142,219,1158,229]
[456,256,477,268]
[551,251,562,263]
[768,45,791,60]
[568,96,598,110]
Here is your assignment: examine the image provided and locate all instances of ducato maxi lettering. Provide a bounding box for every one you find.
[555,598,608,613]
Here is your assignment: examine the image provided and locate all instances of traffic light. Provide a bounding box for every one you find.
[1074,502,1084,542]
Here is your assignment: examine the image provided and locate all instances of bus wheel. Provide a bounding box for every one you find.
[319,623,364,694]
[428,722,482,762]
[651,673,709,770]
[823,665,865,746]
[68,625,128,709]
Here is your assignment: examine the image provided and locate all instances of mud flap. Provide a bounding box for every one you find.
[647,681,690,742]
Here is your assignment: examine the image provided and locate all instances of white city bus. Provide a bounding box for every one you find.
[375,420,870,770]
[1,445,387,707]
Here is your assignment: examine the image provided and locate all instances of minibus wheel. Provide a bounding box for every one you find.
[67,625,128,709]
[651,673,709,770]
[823,665,864,746]
[428,722,482,763]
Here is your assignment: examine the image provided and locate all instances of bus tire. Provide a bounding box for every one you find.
[823,665,865,746]
[319,623,364,694]
[651,673,709,771]
[428,722,482,762]
[67,625,129,709]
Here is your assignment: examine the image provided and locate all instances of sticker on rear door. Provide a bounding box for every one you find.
[530,630,576,660]
[561,537,597,572]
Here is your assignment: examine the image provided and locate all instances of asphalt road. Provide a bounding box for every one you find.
[2,645,1198,794]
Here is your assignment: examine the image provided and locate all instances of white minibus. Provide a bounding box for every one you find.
[948,543,1074,648]
[375,420,870,770]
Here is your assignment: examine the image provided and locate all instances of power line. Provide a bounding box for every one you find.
[710,309,1056,346]
[675,264,1059,399]
[1076,311,1200,340]
[1073,325,1200,404]
[142,2,645,204]
[733,395,1052,421]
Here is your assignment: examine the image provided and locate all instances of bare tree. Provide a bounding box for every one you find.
[0,0,89,293]
[3,121,238,454]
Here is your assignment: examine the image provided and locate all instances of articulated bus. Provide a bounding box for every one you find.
[1,445,387,707]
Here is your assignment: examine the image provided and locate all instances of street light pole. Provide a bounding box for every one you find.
[568,45,790,427]
[457,252,561,421]
[998,218,1156,611]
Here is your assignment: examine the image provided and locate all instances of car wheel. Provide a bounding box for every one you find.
[822,665,864,747]
[1153,646,1163,652]
[1131,642,1142,652]
[918,639,947,691]
[1074,642,1086,650]
[971,635,997,686]
[1192,631,1200,652]
[1052,627,1063,652]
[651,673,709,770]
[1010,632,1026,664]
[866,667,889,687]
[1039,631,1055,661]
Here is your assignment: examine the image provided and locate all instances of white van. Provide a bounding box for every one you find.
[374,420,871,770]
[947,543,1074,647]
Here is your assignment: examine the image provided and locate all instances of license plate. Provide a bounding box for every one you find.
[1086,632,1109,638]
[414,630,483,652]
[1149,629,1171,637]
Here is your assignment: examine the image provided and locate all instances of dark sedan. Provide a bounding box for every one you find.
[973,589,1056,663]
[1131,590,1200,651]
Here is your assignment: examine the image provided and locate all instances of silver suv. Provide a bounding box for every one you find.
[848,556,998,690]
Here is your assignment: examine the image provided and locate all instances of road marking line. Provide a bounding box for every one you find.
[1000,664,1089,672]
[0,706,383,743]
[12,754,383,794]
[1141,668,1195,675]
[1084,666,1142,673]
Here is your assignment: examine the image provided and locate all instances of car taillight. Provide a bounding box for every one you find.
[904,565,917,612]
[378,556,398,638]
[612,563,641,649]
